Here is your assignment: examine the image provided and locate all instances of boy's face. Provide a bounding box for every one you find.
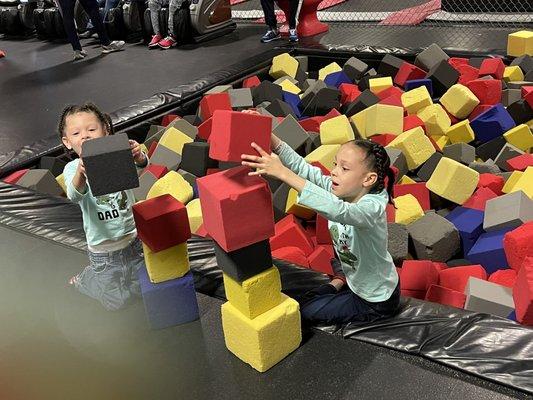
[61,112,107,156]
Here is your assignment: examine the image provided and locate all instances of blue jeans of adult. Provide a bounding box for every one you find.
[73,237,145,311]
[86,0,120,32]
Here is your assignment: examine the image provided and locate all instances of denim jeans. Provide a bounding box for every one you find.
[74,237,145,311]
[86,0,120,31]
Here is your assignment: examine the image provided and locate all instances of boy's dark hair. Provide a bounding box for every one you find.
[58,102,114,141]
[347,139,395,205]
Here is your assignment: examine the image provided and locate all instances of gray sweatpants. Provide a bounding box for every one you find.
[148,0,183,36]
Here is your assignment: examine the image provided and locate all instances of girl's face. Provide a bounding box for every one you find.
[61,112,107,156]
[330,143,378,203]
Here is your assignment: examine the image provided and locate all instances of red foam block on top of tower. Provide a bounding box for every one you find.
[425,284,466,308]
[463,187,498,211]
[438,264,487,292]
[512,256,533,325]
[479,58,505,80]
[394,62,426,87]
[465,80,502,105]
[308,246,334,275]
[507,153,533,171]
[2,169,29,185]
[199,93,232,121]
[339,83,361,104]
[272,246,309,268]
[161,114,180,127]
[455,64,479,85]
[270,214,314,256]
[448,57,469,69]
[503,221,533,272]
[400,260,439,291]
[242,76,261,89]
[208,110,271,162]
[132,194,191,252]
[197,166,274,252]
[393,182,430,210]
[476,173,504,195]
[403,115,426,133]
[370,134,398,147]
[316,213,333,245]
[488,269,517,288]
[468,104,494,121]
[145,164,168,179]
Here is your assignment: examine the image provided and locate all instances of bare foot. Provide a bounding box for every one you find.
[330,278,345,291]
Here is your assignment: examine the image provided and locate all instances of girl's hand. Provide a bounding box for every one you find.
[129,140,146,165]
[241,142,288,179]
[76,158,86,177]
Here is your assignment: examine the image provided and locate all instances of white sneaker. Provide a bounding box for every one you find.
[102,40,125,54]
[73,50,88,60]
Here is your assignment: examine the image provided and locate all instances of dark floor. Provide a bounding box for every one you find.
[0,225,527,400]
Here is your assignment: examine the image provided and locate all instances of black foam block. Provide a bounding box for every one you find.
[426,60,459,97]
[183,115,202,126]
[475,136,507,161]
[214,239,273,282]
[416,152,443,182]
[312,87,341,116]
[343,57,368,82]
[252,81,283,106]
[266,99,296,118]
[342,89,379,118]
[358,74,384,92]
[510,55,533,75]
[39,155,67,177]
[180,142,217,177]
[273,183,290,222]
[378,54,404,79]
[506,99,533,124]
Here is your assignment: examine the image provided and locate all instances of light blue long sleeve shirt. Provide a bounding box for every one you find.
[275,142,398,302]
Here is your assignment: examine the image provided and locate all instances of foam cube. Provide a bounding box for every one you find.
[483,191,533,232]
[319,115,354,145]
[308,246,334,275]
[394,194,424,225]
[502,170,524,193]
[415,43,449,71]
[511,166,533,198]
[465,277,515,317]
[443,143,476,165]
[476,136,507,162]
[158,127,194,156]
[149,144,181,171]
[386,127,435,170]
[477,173,504,195]
[439,264,487,292]
[470,103,516,143]
[147,170,193,204]
[318,62,342,81]
[252,81,283,106]
[463,187,499,211]
[228,88,254,110]
[503,221,533,271]
[243,76,261,89]
[426,157,480,204]
[386,148,408,181]
[197,167,274,252]
[343,57,368,81]
[305,145,340,171]
[400,260,439,292]
[56,174,67,194]
[166,118,198,140]
[369,77,393,94]
[507,30,533,57]
[186,198,203,234]
[446,120,476,144]
[361,104,404,138]
[143,242,189,283]
[445,206,484,255]
[273,115,309,151]
[495,143,524,171]
[401,86,433,115]
[467,227,514,274]
[180,142,218,177]
[417,104,451,136]
[425,284,466,308]
[488,269,517,288]
[199,93,232,120]
[479,58,505,80]
[2,169,28,185]
[16,169,64,197]
[512,256,533,325]
[221,295,301,372]
[504,66,525,83]
[503,124,533,152]
[39,155,67,177]
[277,79,301,95]
[407,212,460,261]
[404,79,433,96]
[271,246,309,268]
[214,239,273,282]
[324,71,352,88]
[343,90,379,118]
[416,152,443,182]
[387,223,409,263]
[285,188,315,220]
[507,154,533,171]
[439,84,480,119]
[316,214,332,245]
[269,53,299,79]
[425,60,460,97]
[270,215,314,256]
[394,62,426,87]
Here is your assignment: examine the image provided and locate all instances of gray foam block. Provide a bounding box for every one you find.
[300,80,327,103]
[502,89,522,107]
[266,99,296,118]
[82,133,139,197]
[468,159,501,174]
[496,171,513,182]
[414,43,449,72]
[17,169,64,196]
[407,212,460,262]
[343,57,368,82]
[442,143,476,165]
[305,132,322,156]
[506,81,533,90]
[144,125,166,148]
[39,155,67,177]
[385,148,408,181]
[483,190,533,232]
[387,223,409,263]
[273,115,310,151]
[149,144,182,171]
[494,143,524,171]
[257,107,280,130]
[206,85,232,94]
[177,169,197,188]
[273,76,298,86]
[133,170,158,201]
[464,277,514,317]
[273,183,290,222]
[417,152,443,182]
[228,88,254,110]
[166,118,198,140]
[295,55,309,72]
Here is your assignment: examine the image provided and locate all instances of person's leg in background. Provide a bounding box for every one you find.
[56,0,87,59]
[78,0,126,54]
[147,0,165,47]
[259,0,281,42]
[80,0,105,38]
[288,0,300,42]
[158,0,182,49]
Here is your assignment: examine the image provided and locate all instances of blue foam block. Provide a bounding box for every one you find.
[466,227,514,274]
[445,206,485,255]
[507,310,517,321]
[139,267,199,329]
[192,183,199,199]
[404,79,433,96]
[470,103,516,143]
[324,71,352,88]
[283,91,302,118]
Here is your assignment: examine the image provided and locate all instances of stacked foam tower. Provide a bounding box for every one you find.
[196,108,302,372]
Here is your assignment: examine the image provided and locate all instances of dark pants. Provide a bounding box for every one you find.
[86,0,120,31]
[297,282,401,325]
[260,0,299,30]
[57,0,111,51]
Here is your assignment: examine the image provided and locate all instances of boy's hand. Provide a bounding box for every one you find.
[76,158,86,177]
[241,142,287,179]
[129,140,146,165]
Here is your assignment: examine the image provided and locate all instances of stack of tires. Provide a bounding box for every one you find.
[33,0,66,39]
[0,0,37,35]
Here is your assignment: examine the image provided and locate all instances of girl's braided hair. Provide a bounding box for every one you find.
[58,102,113,141]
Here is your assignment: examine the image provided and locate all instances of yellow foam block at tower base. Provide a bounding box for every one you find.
[507,30,533,57]
[502,170,523,194]
[386,127,436,170]
[401,86,433,115]
[369,77,393,94]
[269,53,299,79]
[304,144,341,171]
[286,187,316,219]
[364,104,404,137]
[279,79,301,95]
[446,120,475,144]
[185,198,203,234]
[503,66,525,83]
[319,115,354,145]
[439,84,480,119]
[431,135,449,151]
[223,267,282,320]
[503,124,533,152]
[510,166,533,198]
[56,174,67,194]
[318,62,342,81]
[158,127,193,155]
[394,194,424,225]
[147,170,193,204]
[399,175,417,185]
[426,157,480,204]
[143,242,190,283]
[221,295,301,372]
[417,104,451,136]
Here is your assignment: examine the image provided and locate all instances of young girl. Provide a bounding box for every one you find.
[241,133,400,325]
[60,102,148,310]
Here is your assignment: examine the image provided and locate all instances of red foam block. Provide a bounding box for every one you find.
[370,134,398,147]
[339,83,361,104]
[199,93,232,121]
[448,57,469,69]
[272,246,309,268]
[465,80,502,105]
[438,264,487,292]
[393,182,430,210]
[463,187,498,211]
[507,153,533,171]
[198,117,213,140]
[503,221,533,272]
[308,246,335,275]
[425,284,466,308]
[316,213,333,244]
[400,260,439,291]
[242,76,261,89]
[161,114,180,127]
[512,256,533,325]
[476,173,504,195]
[488,269,517,288]
[2,169,29,185]
[468,104,494,121]
[479,58,505,80]
[401,289,426,299]
[403,115,426,133]
[145,164,168,179]
[455,64,479,85]
[524,90,533,110]
[394,62,426,87]
[270,214,314,256]
[376,86,404,101]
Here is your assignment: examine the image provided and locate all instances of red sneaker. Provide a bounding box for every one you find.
[158,35,178,49]
[148,34,163,48]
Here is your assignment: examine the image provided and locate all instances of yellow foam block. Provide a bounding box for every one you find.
[503,66,525,83]
[369,77,393,94]
[147,170,193,204]
[507,30,533,57]
[286,187,316,219]
[394,194,424,225]
[185,198,203,234]
[364,104,404,137]
[318,62,342,81]
[223,267,282,320]
[399,175,417,185]
[446,120,475,144]
[349,108,368,138]
[431,135,449,151]
[143,242,189,283]
[158,127,193,155]
[269,53,299,79]
[502,170,523,194]
[386,127,436,170]
[401,86,433,115]
[305,144,341,171]
[221,295,301,372]
[439,84,480,119]
[426,157,480,204]
[503,124,533,152]
[56,174,67,194]
[140,143,148,155]
[417,104,451,136]
[511,166,533,198]
[319,115,354,144]
[279,79,301,95]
